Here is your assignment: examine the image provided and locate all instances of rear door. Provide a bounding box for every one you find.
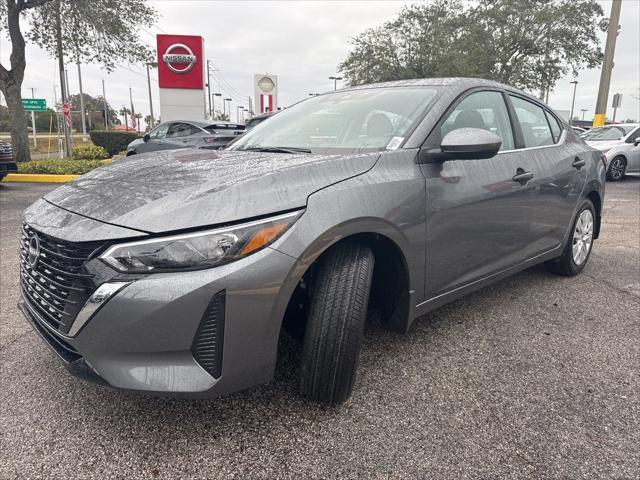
[421,89,541,298]
[508,95,587,256]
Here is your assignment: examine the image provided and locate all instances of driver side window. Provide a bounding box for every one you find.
[441,91,514,151]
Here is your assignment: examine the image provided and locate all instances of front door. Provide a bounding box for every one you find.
[420,89,539,299]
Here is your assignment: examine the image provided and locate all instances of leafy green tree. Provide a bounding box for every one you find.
[339,0,605,96]
[0,0,156,161]
[67,93,117,130]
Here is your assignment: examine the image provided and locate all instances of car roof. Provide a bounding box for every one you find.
[331,77,547,106]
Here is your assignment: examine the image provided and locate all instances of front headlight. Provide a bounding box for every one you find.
[99,211,301,273]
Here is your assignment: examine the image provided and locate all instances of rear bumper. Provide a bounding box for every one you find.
[0,162,18,176]
[19,245,302,398]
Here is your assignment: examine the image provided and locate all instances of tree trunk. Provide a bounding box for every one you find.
[0,0,32,162]
[4,82,31,162]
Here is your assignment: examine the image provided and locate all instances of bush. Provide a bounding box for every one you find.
[72,144,108,160]
[89,130,140,155]
[18,159,103,175]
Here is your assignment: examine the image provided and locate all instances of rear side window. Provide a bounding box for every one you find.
[510,96,554,148]
[545,111,563,143]
[441,90,514,151]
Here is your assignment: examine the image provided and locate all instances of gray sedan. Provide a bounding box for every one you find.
[20,78,605,406]
[126,120,245,155]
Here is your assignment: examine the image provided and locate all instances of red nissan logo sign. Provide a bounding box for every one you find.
[156,34,204,90]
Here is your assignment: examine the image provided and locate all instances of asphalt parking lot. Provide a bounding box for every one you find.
[1,179,638,479]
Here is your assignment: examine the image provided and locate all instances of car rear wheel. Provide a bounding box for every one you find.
[607,156,626,181]
[300,242,374,405]
[546,199,595,276]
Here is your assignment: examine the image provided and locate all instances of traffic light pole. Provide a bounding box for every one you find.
[593,0,622,128]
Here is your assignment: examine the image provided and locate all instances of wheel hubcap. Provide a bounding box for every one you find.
[610,159,624,179]
[572,209,594,266]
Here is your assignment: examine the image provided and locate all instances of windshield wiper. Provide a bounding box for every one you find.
[240,146,312,154]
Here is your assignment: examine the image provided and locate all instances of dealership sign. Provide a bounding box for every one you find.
[254,74,278,114]
[157,34,204,89]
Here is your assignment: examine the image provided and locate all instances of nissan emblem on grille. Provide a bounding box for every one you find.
[162,43,196,74]
[27,234,40,268]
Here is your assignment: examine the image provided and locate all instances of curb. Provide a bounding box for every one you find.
[2,173,80,183]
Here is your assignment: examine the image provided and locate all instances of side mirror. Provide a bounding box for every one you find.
[421,128,502,162]
[634,137,640,147]
[143,133,150,142]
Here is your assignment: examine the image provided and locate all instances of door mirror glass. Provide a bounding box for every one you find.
[439,127,502,159]
[143,133,150,142]
[634,137,640,147]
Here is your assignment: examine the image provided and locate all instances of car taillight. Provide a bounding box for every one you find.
[600,153,607,169]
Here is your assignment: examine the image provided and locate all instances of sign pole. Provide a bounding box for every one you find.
[29,88,37,148]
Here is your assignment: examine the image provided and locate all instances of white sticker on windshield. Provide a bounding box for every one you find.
[386,136,404,150]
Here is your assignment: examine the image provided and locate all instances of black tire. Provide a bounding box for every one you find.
[545,199,595,276]
[606,156,626,181]
[300,242,374,405]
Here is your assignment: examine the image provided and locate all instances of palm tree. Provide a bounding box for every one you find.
[119,107,130,130]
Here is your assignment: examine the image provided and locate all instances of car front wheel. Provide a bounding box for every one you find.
[546,199,595,276]
[300,242,374,405]
[607,156,626,181]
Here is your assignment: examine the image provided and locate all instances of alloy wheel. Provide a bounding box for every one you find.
[609,158,625,180]
[572,209,594,266]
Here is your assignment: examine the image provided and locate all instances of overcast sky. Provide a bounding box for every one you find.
[1,0,639,125]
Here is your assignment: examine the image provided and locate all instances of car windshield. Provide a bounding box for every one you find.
[581,125,636,141]
[229,87,441,153]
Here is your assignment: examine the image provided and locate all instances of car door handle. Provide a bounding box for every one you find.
[572,157,586,169]
[512,169,534,184]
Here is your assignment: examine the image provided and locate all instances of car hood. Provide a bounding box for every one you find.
[585,140,621,151]
[44,148,379,233]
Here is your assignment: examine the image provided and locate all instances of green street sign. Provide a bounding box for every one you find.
[22,98,47,111]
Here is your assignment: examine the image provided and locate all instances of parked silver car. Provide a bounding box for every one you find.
[126,120,245,155]
[580,123,640,180]
[20,78,605,405]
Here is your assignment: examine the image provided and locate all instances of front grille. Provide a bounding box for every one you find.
[19,223,103,335]
[191,291,225,379]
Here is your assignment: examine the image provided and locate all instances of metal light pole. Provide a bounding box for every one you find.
[55,0,72,157]
[329,76,342,90]
[237,106,243,123]
[224,98,232,120]
[580,109,588,121]
[593,0,623,127]
[212,93,222,119]
[76,54,88,142]
[569,80,578,125]
[146,62,157,129]
[102,79,109,130]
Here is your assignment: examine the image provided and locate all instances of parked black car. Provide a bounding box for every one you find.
[244,112,276,131]
[0,140,17,181]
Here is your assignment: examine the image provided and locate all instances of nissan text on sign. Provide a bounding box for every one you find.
[157,34,206,121]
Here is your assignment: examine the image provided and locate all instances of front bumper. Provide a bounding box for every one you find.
[20,244,302,398]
